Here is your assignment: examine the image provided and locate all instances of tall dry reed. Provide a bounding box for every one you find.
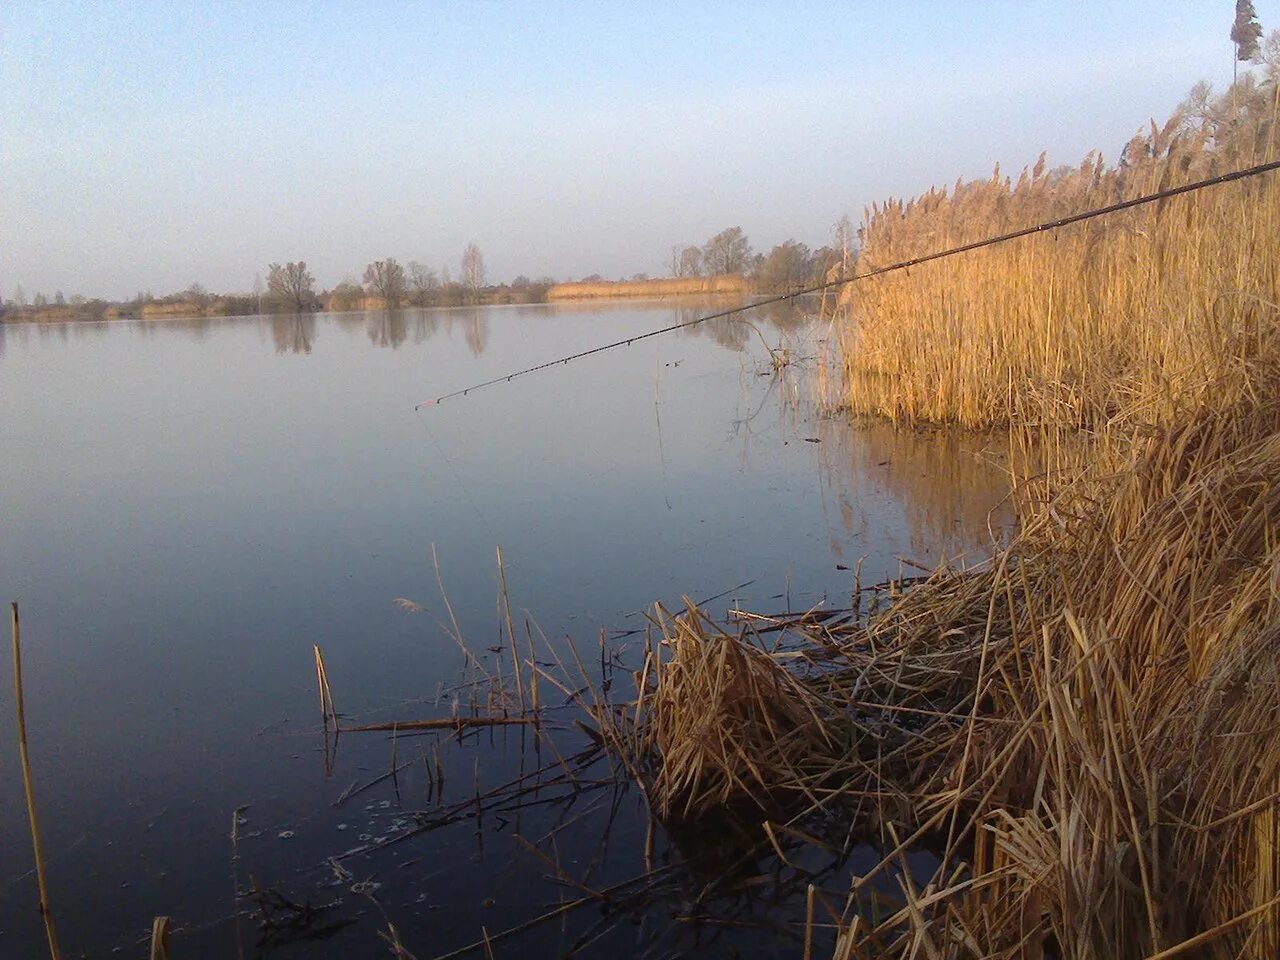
[839,81,1280,437]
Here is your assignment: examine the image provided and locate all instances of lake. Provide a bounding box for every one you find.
[0,303,1013,957]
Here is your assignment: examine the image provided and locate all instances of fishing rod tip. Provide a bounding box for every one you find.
[414,399,437,410]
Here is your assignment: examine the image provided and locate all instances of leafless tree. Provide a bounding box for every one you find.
[754,240,813,293]
[267,262,316,312]
[461,244,486,303]
[363,258,407,307]
[677,245,704,277]
[408,261,440,306]
[702,227,752,275]
[185,283,211,312]
[832,214,855,278]
[328,281,365,311]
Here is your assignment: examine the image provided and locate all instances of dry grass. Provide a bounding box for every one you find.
[546,274,750,300]
[595,80,1280,960]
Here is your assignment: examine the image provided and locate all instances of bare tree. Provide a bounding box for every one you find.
[702,227,752,275]
[754,240,813,293]
[676,245,704,277]
[252,272,264,313]
[461,243,486,303]
[832,214,856,278]
[407,261,440,306]
[363,258,407,307]
[267,262,316,312]
[1262,29,1280,80]
[12,283,24,307]
[185,283,211,312]
[328,280,365,311]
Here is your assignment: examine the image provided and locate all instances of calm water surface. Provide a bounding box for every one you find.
[0,304,1012,957]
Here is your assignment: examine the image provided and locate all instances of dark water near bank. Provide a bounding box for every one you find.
[0,304,1012,957]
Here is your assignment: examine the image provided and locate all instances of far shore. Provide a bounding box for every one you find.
[1,284,774,326]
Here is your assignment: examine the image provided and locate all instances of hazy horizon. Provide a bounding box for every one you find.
[3,0,1275,301]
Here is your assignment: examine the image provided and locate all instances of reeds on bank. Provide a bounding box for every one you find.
[838,78,1280,436]
[545,274,750,300]
[596,80,1280,959]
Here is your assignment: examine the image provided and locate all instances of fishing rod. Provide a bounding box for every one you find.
[415,156,1280,410]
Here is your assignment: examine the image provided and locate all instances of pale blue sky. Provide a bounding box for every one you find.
[2,1,1275,300]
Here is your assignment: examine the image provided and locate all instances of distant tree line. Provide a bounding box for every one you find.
[0,243,555,321]
[1,217,851,321]
[277,244,552,312]
[3,217,863,322]
[666,216,857,294]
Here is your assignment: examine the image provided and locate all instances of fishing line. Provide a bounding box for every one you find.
[415,157,1280,409]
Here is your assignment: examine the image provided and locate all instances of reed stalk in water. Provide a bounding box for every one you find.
[11,602,62,960]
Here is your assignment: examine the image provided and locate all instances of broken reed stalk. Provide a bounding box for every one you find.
[343,717,534,733]
[148,916,170,960]
[11,602,62,960]
[313,643,337,729]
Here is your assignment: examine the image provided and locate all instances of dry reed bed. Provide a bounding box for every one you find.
[546,274,750,300]
[838,84,1280,435]
[593,88,1280,959]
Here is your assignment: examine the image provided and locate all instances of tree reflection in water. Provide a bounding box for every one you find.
[270,313,316,355]
[677,296,812,352]
[462,308,488,356]
[366,310,408,349]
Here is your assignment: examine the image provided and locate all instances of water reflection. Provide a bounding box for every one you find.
[366,309,409,349]
[676,297,812,352]
[816,419,1015,565]
[462,309,488,356]
[0,299,811,362]
[341,307,492,354]
[712,359,1014,569]
[131,315,218,340]
[412,309,439,344]
[270,313,316,355]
